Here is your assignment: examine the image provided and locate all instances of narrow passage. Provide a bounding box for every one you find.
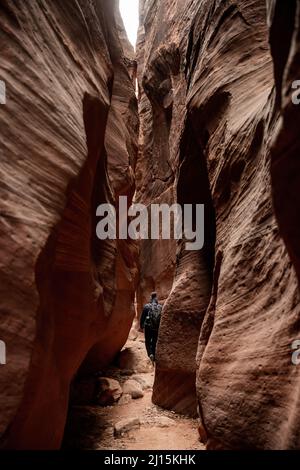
[64,326,204,450]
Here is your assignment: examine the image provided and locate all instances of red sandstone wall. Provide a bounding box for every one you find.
[137,0,300,449]
[0,0,138,449]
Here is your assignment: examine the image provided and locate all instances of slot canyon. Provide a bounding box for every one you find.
[1,0,300,451]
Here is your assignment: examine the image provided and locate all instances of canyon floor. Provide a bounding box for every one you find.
[64,330,205,450]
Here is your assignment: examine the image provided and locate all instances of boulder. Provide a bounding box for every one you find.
[96,378,122,406]
[122,380,144,399]
[114,418,140,438]
[118,347,153,373]
[118,394,132,406]
[132,374,153,391]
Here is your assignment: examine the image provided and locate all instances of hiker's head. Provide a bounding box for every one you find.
[151,292,158,303]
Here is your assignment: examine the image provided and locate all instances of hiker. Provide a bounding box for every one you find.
[140,292,162,363]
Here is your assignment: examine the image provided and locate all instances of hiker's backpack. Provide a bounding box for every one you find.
[145,303,162,330]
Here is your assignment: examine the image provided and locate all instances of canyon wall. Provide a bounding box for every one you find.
[137,0,300,448]
[0,0,138,449]
[1,0,300,451]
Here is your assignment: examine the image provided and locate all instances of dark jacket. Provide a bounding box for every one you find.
[140,300,161,330]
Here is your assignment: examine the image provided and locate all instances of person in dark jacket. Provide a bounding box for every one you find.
[140,292,162,363]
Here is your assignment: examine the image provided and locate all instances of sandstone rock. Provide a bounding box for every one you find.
[120,369,135,377]
[2,0,300,453]
[136,0,214,416]
[96,378,122,407]
[114,418,140,438]
[118,394,132,406]
[132,374,153,390]
[128,328,139,342]
[136,0,300,450]
[268,2,300,447]
[122,380,144,399]
[0,0,138,449]
[270,0,300,286]
[118,346,152,373]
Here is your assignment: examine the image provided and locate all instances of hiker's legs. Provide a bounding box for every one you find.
[151,329,159,359]
[144,326,152,357]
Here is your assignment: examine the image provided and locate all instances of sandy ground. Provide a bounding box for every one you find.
[64,331,205,451]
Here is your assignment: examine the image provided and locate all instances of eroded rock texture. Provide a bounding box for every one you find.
[135,2,178,313]
[0,0,138,449]
[137,0,300,448]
